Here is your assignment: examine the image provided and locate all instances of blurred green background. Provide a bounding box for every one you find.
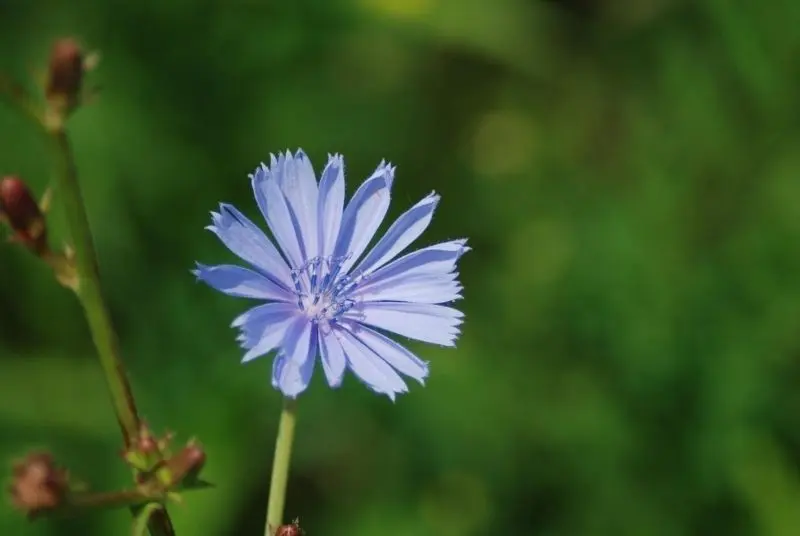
[1,0,800,534]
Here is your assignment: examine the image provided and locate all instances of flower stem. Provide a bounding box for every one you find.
[265,398,297,535]
[44,121,176,536]
[47,126,140,442]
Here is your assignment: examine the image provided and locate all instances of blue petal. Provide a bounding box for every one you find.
[193,263,294,301]
[271,317,316,398]
[317,154,345,259]
[355,239,469,294]
[206,203,293,288]
[237,306,298,363]
[231,301,298,328]
[333,161,394,275]
[336,322,408,400]
[318,326,346,387]
[354,272,462,304]
[251,165,306,268]
[354,192,439,276]
[344,302,463,347]
[348,324,429,384]
[274,150,320,261]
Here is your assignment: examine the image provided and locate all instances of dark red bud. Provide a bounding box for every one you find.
[0,176,47,253]
[184,444,206,467]
[8,452,69,519]
[135,422,158,453]
[45,39,84,103]
[275,519,304,536]
[138,435,157,454]
[162,443,206,486]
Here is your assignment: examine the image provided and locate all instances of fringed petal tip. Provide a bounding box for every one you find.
[191,262,206,281]
[365,382,408,403]
[378,162,395,189]
[248,162,270,181]
[451,238,471,257]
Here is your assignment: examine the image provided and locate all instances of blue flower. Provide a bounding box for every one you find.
[194,150,468,399]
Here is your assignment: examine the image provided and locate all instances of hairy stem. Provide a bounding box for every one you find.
[45,122,176,536]
[265,398,298,535]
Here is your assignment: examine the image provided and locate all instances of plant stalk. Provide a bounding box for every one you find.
[45,121,176,536]
[265,398,298,535]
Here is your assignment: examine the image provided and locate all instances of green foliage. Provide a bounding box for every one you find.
[1,0,800,534]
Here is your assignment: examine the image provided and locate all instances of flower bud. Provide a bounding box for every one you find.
[8,452,69,519]
[158,442,206,487]
[45,39,84,104]
[274,519,304,536]
[136,421,160,454]
[0,176,47,253]
[122,422,172,473]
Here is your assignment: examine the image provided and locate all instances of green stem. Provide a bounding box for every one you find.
[265,398,298,535]
[67,489,157,512]
[43,478,215,519]
[47,126,140,443]
[44,122,176,536]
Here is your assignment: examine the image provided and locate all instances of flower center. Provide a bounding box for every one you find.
[290,255,365,326]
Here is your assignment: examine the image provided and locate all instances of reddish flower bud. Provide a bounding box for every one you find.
[122,422,174,473]
[139,437,158,458]
[45,39,84,104]
[158,442,206,487]
[8,452,69,519]
[0,176,47,253]
[136,421,159,454]
[274,519,304,536]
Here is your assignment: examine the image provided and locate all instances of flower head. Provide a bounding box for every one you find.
[194,150,468,399]
[8,452,69,518]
